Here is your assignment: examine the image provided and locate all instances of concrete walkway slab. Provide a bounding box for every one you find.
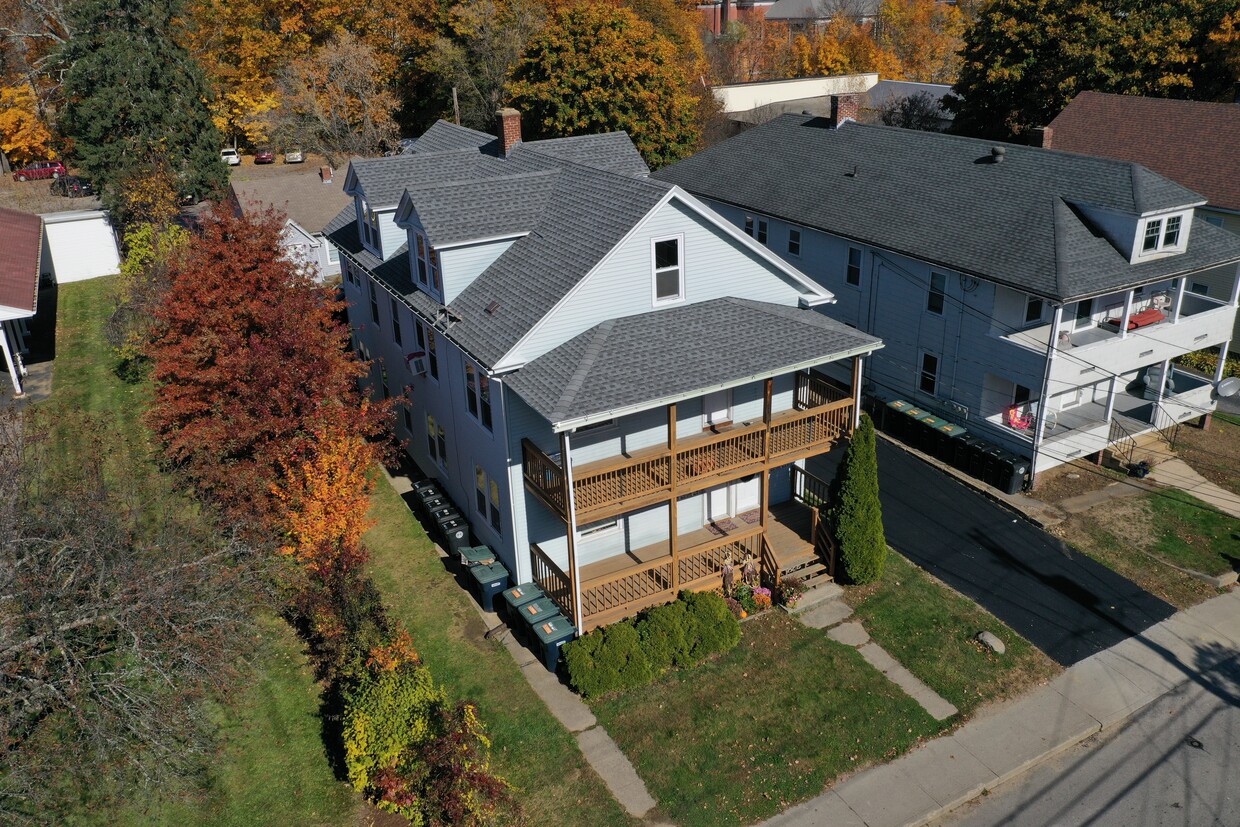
[950,688,1099,783]
[576,726,657,817]
[899,738,997,809]
[835,765,942,827]
[1046,655,1163,728]
[765,791,867,827]
[828,621,870,647]
[858,642,959,721]
[1147,457,1240,518]
[799,599,853,629]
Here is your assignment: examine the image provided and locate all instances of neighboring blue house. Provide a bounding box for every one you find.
[656,97,1240,482]
[329,110,882,630]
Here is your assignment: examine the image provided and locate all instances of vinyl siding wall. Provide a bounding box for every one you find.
[503,198,816,368]
[439,240,516,303]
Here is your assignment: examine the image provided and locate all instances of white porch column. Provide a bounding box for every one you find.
[1216,342,1231,384]
[1,322,23,396]
[1104,375,1118,421]
[1030,305,1063,478]
[1231,263,1240,308]
[1119,289,1134,338]
[851,355,864,431]
[560,430,585,633]
[1171,278,1186,323]
[1151,359,1170,428]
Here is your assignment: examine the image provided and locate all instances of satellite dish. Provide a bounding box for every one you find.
[959,275,980,292]
[1218,376,1240,398]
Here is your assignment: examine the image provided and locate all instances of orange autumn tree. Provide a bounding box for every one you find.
[0,82,55,165]
[272,408,383,579]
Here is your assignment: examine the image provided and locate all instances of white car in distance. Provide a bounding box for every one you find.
[220,148,241,166]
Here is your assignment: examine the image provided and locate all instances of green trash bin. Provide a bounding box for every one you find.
[459,544,496,568]
[517,597,562,627]
[917,415,945,452]
[886,399,913,437]
[933,422,968,462]
[531,613,576,672]
[500,582,545,614]
[467,562,509,612]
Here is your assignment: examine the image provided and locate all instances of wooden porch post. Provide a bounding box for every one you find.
[560,431,584,631]
[761,378,772,532]
[850,355,863,432]
[668,402,679,593]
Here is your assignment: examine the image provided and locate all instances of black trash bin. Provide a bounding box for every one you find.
[998,454,1031,494]
[918,415,946,453]
[980,446,1007,487]
[438,516,471,556]
[966,439,991,479]
[933,422,968,463]
[467,562,509,612]
[953,435,984,472]
[412,480,443,516]
[886,400,913,437]
[531,613,576,672]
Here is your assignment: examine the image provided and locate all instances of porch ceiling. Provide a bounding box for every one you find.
[506,297,880,432]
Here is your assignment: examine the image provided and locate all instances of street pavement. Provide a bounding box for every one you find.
[931,649,1240,827]
[873,440,1176,665]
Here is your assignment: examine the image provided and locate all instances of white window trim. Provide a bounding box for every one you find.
[463,359,493,432]
[580,519,620,539]
[651,233,685,305]
[927,272,946,315]
[1138,212,1188,256]
[787,227,801,257]
[474,464,503,537]
[845,246,862,287]
[919,351,939,396]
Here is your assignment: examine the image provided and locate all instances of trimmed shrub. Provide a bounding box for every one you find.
[830,413,888,584]
[563,622,653,699]
[680,590,741,662]
[637,600,690,671]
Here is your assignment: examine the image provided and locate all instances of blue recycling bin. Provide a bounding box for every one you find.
[530,613,576,672]
[467,562,509,612]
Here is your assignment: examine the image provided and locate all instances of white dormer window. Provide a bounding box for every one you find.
[359,198,380,250]
[652,235,684,304]
[1142,219,1162,252]
[413,232,442,297]
[1162,215,1182,247]
[1140,213,1187,255]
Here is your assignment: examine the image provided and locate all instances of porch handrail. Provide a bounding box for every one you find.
[759,534,778,589]
[530,543,574,624]
[522,439,567,515]
[1107,416,1138,467]
[795,371,849,410]
[677,526,762,590]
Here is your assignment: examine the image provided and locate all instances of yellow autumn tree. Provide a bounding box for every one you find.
[879,0,964,83]
[0,83,55,165]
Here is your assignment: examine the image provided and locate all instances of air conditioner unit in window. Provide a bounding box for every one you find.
[405,351,428,376]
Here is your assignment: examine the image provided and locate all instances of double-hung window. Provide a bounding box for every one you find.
[427,415,447,467]
[743,215,769,245]
[846,247,861,286]
[413,232,442,296]
[1142,219,1163,252]
[1162,215,1182,247]
[475,466,503,535]
[919,352,939,395]
[415,234,429,286]
[423,325,438,380]
[788,228,801,256]
[927,272,946,314]
[390,298,402,346]
[652,236,683,304]
[464,362,492,430]
[1024,294,1043,325]
[368,279,380,325]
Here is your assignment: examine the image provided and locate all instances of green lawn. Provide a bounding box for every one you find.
[845,553,1060,715]
[590,612,941,827]
[1144,490,1239,577]
[44,279,365,825]
[362,476,634,827]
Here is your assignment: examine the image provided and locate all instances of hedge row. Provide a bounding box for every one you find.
[563,591,740,699]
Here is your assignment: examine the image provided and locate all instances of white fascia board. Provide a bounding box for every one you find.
[548,341,883,433]
[436,232,530,251]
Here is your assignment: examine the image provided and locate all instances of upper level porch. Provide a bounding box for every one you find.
[522,371,855,525]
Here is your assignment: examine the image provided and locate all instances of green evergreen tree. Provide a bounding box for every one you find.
[58,0,227,215]
[830,413,887,584]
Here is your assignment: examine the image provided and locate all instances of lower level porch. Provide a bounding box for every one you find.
[530,498,830,631]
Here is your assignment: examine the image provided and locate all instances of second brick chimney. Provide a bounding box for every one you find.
[497,108,522,156]
[828,94,860,128]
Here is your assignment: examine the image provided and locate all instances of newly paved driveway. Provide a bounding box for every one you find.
[832,441,1175,665]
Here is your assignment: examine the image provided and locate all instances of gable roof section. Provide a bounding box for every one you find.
[348,149,508,209]
[408,121,498,155]
[0,207,42,315]
[230,170,352,234]
[1048,91,1240,213]
[654,114,1238,302]
[524,132,650,178]
[397,170,559,247]
[506,298,880,430]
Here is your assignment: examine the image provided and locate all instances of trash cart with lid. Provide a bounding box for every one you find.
[438,515,471,556]
[530,613,576,672]
[996,452,1030,495]
[886,399,914,437]
[517,596,562,629]
[467,562,509,612]
[459,544,496,569]
[916,414,945,452]
[412,480,443,517]
[932,421,968,462]
[502,582,543,617]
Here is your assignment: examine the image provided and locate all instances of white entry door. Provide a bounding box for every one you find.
[707,486,731,521]
[734,476,761,513]
[703,389,732,429]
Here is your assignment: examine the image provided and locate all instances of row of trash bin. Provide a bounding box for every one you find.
[877,399,1030,495]
[411,477,576,672]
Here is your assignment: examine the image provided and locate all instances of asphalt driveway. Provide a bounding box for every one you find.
[813,440,1177,665]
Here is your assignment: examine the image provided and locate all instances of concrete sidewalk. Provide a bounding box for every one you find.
[762,588,1240,827]
[1147,457,1240,519]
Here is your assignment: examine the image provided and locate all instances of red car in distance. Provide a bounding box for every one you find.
[253,149,275,164]
[12,161,67,182]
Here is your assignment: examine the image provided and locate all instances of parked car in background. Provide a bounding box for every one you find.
[221,148,241,166]
[254,149,275,164]
[284,149,304,163]
[12,161,66,182]
[50,176,94,198]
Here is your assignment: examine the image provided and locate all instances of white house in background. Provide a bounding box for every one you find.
[230,167,351,281]
[0,206,42,396]
[40,209,120,283]
[657,96,1240,481]
[329,110,882,631]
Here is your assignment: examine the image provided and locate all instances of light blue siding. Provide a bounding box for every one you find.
[503,198,819,367]
[378,210,404,260]
[440,240,516,303]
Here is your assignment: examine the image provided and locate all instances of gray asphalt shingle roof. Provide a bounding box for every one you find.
[655,114,1240,303]
[524,132,649,178]
[349,149,508,209]
[402,170,559,248]
[408,121,497,154]
[505,298,880,428]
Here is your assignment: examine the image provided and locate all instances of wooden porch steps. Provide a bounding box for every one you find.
[778,554,833,591]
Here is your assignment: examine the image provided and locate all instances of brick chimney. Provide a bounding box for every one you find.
[828,94,860,128]
[497,108,522,156]
[1028,126,1053,148]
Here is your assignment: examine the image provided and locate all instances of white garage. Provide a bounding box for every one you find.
[40,209,121,283]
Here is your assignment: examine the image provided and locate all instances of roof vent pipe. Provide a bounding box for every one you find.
[991,146,1006,163]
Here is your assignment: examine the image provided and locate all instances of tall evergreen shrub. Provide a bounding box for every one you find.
[830,413,887,583]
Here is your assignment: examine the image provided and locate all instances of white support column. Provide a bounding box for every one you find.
[1231,263,1240,308]
[1171,278,1186,323]
[0,322,23,397]
[1104,375,1118,421]
[1030,305,1063,473]
[1152,359,1171,428]
[851,355,864,430]
[1119,289,1134,338]
[561,431,585,634]
[1216,342,1231,384]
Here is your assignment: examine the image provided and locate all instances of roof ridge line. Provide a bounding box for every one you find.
[551,320,616,422]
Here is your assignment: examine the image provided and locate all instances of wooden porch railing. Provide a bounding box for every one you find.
[795,371,849,410]
[530,543,573,624]
[759,534,779,589]
[573,452,671,517]
[769,399,852,459]
[678,528,761,590]
[673,423,766,486]
[792,466,838,578]
[522,440,567,515]
[580,556,674,630]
